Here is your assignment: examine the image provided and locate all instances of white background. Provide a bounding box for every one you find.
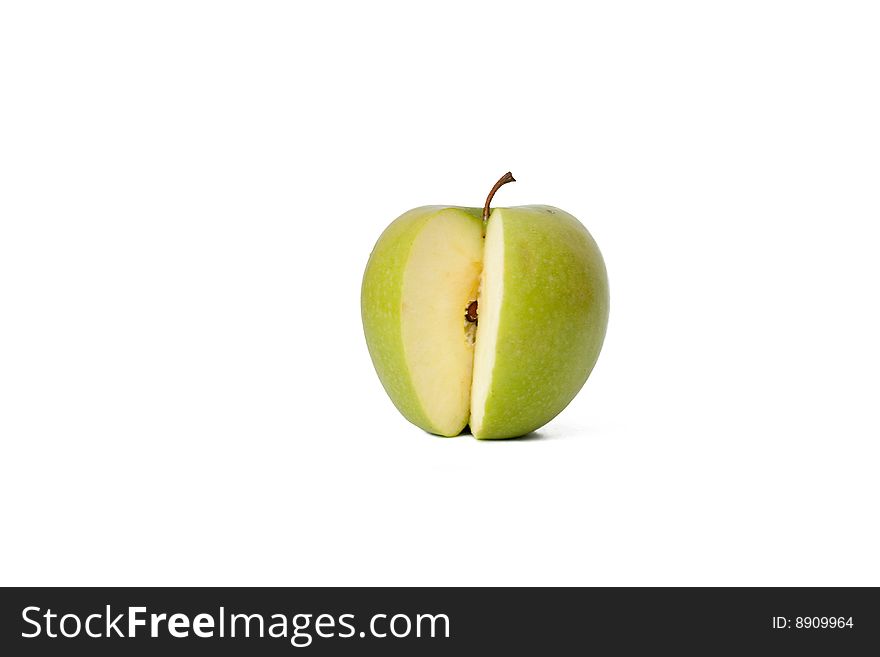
[2,2,878,586]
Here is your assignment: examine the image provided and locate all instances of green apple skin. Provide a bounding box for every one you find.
[362,202,608,439]
[361,205,483,436]
[473,206,609,439]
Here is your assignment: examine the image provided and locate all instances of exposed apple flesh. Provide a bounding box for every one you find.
[469,208,504,434]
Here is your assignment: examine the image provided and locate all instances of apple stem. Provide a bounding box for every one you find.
[482,172,516,221]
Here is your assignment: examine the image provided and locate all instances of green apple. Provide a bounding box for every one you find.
[361,173,609,439]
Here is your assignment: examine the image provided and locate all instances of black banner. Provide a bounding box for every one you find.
[1,587,877,654]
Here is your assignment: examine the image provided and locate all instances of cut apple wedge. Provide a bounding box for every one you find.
[361,205,484,436]
[361,175,609,439]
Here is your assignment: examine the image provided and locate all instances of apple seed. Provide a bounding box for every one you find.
[465,300,478,324]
